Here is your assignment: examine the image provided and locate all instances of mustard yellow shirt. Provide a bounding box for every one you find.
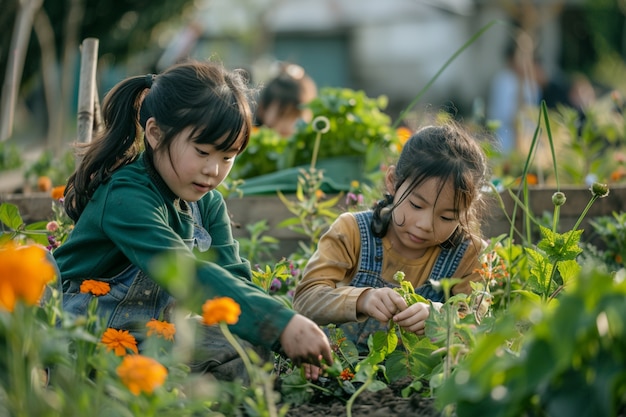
[293,212,484,325]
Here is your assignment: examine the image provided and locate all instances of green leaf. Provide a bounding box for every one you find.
[385,338,440,382]
[0,203,23,229]
[556,259,580,287]
[537,226,583,262]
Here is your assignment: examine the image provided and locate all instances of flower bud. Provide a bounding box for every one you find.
[590,182,610,198]
[312,116,330,133]
[551,191,566,207]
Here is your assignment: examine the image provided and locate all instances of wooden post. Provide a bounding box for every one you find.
[0,0,43,142]
[76,38,99,145]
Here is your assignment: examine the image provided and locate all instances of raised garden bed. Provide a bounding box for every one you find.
[2,185,624,258]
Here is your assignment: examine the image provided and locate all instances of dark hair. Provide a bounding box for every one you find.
[371,123,489,246]
[255,63,316,125]
[64,60,253,222]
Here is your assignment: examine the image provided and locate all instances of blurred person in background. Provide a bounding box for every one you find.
[487,36,541,155]
[254,62,317,137]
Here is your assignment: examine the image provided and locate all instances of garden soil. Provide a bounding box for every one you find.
[281,377,441,417]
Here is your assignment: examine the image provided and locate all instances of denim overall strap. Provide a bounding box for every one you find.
[190,201,212,253]
[351,211,387,288]
[415,239,471,302]
[336,211,397,353]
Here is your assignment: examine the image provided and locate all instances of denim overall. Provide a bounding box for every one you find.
[62,202,212,344]
[337,210,470,353]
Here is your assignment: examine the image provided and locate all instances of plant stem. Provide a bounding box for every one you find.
[310,132,322,170]
[572,195,599,232]
[219,321,279,417]
[346,374,373,417]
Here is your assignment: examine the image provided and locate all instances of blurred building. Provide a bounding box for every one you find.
[156,0,583,118]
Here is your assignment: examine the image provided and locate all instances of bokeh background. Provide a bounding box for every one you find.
[2,0,626,171]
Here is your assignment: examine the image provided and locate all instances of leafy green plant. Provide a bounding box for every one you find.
[0,203,50,247]
[230,88,399,181]
[251,259,298,308]
[276,167,343,259]
[277,270,495,414]
[238,220,280,265]
[231,127,291,179]
[588,211,626,270]
[435,263,626,417]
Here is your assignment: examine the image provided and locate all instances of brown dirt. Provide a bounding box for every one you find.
[281,377,441,417]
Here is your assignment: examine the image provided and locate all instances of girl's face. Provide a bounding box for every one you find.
[147,120,242,202]
[385,169,465,259]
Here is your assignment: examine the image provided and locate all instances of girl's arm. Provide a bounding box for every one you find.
[293,213,369,325]
[102,180,294,349]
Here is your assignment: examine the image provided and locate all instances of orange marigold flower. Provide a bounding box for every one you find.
[339,368,355,381]
[37,176,52,192]
[524,173,538,185]
[80,279,111,296]
[0,242,56,312]
[396,126,412,144]
[102,328,139,356]
[201,297,241,326]
[50,185,66,200]
[146,319,176,341]
[116,354,167,395]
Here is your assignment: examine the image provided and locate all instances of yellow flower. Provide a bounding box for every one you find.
[395,127,413,152]
[146,319,176,341]
[101,328,139,356]
[0,243,56,312]
[80,279,111,296]
[116,354,167,396]
[201,297,241,326]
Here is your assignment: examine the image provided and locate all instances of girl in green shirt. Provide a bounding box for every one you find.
[54,60,332,382]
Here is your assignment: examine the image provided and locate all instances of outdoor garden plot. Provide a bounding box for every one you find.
[3,42,626,417]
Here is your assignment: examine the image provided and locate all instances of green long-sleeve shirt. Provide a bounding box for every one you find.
[54,153,294,349]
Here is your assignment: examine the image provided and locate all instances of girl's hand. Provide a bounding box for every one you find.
[356,287,408,323]
[302,363,323,381]
[392,301,431,335]
[280,314,333,367]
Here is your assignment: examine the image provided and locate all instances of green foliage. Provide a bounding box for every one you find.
[588,211,626,270]
[289,88,395,170]
[276,167,343,258]
[231,127,291,179]
[436,264,626,417]
[550,94,626,185]
[0,141,23,171]
[24,149,76,189]
[0,203,49,247]
[238,220,280,265]
[230,88,398,180]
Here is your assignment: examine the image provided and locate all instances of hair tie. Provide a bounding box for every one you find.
[145,74,155,88]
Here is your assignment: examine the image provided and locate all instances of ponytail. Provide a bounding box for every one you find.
[371,193,394,237]
[64,75,150,222]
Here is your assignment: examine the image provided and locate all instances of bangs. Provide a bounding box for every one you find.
[402,159,474,214]
[189,104,250,152]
